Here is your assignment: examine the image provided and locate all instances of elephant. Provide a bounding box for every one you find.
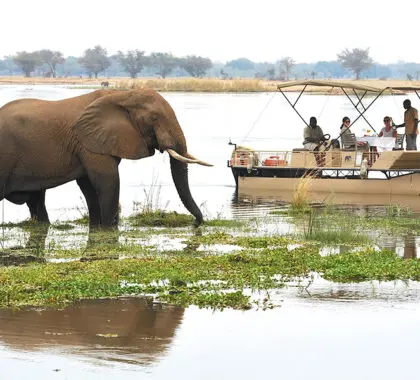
[101,81,110,87]
[0,89,211,227]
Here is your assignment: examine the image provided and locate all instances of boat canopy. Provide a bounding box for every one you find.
[276,79,420,93]
[276,80,420,132]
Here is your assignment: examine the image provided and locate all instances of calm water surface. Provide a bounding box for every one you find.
[1,284,420,380]
[1,85,420,379]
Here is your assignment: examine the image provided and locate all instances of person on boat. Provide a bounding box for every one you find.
[376,116,398,152]
[340,116,369,150]
[394,99,418,151]
[303,116,327,150]
[378,116,397,138]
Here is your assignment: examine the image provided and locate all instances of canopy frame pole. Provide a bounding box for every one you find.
[279,86,309,127]
[348,89,386,131]
[352,89,367,111]
[342,88,378,132]
[293,84,308,107]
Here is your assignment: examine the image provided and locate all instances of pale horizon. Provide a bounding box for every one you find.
[2,0,420,65]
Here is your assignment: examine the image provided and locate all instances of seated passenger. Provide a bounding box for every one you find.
[377,116,398,152]
[303,116,327,150]
[378,116,397,138]
[340,116,369,150]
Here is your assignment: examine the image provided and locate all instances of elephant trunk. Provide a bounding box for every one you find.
[170,157,203,226]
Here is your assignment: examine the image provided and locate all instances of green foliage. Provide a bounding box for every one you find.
[337,47,374,79]
[38,49,64,78]
[179,55,212,77]
[116,49,147,79]
[78,45,111,78]
[13,51,42,77]
[149,52,178,78]
[226,58,255,70]
[128,210,195,227]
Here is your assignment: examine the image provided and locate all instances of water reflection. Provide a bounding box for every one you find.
[0,298,184,365]
[403,235,417,259]
[0,224,49,266]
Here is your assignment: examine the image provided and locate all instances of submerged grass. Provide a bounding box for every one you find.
[1,205,420,310]
[1,244,419,310]
[128,210,195,227]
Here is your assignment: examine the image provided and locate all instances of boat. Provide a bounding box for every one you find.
[228,80,420,210]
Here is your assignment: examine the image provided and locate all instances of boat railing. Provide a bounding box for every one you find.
[230,148,381,169]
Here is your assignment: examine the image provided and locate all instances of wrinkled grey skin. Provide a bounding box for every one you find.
[0,89,203,227]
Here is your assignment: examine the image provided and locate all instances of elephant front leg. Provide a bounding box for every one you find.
[97,176,120,228]
[77,177,101,228]
[83,156,120,228]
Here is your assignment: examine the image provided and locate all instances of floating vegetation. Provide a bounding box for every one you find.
[1,205,420,311]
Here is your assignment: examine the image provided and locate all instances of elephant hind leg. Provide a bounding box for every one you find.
[27,190,50,223]
[5,191,50,223]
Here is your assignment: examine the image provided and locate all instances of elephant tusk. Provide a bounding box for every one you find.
[167,149,214,166]
[185,152,214,167]
[167,149,199,164]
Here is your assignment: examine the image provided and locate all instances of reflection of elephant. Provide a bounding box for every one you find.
[0,298,184,364]
[0,224,50,266]
[0,89,211,227]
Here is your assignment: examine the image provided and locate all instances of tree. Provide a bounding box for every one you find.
[226,58,255,70]
[267,66,276,80]
[337,48,374,80]
[13,51,42,77]
[78,45,111,78]
[149,52,178,78]
[116,50,147,78]
[38,50,65,78]
[179,55,212,77]
[277,57,295,80]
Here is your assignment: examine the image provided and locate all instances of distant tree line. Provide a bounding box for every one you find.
[1,46,420,80]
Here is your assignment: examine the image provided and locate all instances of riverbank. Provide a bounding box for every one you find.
[1,76,419,93]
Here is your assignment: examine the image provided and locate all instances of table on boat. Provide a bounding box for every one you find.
[358,136,396,152]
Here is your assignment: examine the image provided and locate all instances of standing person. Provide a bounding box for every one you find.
[303,116,327,150]
[394,99,419,150]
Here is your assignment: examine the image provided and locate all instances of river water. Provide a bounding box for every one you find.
[1,85,420,379]
[0,84,417,223]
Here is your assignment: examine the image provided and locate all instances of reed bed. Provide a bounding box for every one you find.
[0,76,419,93]
[114,78,278,92]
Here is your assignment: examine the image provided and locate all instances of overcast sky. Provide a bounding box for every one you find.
[2,0,419,64]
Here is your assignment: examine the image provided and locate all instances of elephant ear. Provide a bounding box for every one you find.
[74,93,150,159]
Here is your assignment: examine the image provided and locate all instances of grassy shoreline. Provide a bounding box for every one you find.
[1,76,419,93]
